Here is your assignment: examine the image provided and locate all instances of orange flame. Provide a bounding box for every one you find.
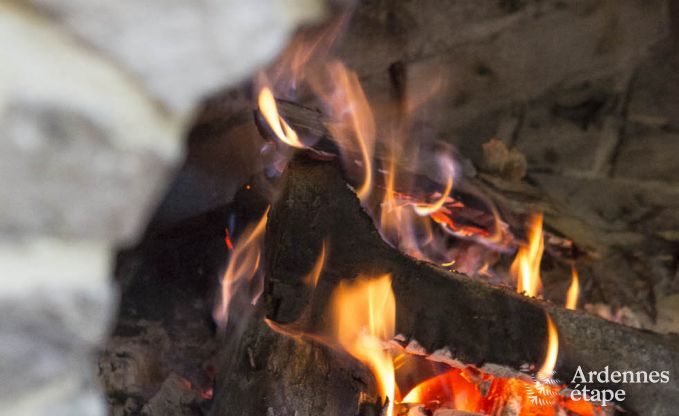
[413,157,454,217]
[331,274,396,415]
[257,86,306,149]
[303,241,326,288]
[537,313,559,382]
[317,62,376,202]
[511,213,544,297]
[565,266,580,310]
[213,208,269,328]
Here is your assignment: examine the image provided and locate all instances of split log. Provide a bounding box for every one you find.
[209,308,377,416]
[212,155,679,416]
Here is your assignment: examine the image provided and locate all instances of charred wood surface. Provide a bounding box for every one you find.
[209,306,374,416]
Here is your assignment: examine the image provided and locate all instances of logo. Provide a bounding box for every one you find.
[525,371,561,407]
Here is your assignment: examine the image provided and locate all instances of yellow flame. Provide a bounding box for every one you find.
[213,208,269,327]
[537,313,559,381]
[331,274,396,415]
[565,266,580,310]
[413,159,454,217]
[257,86,306,149]
[303,241,326,288]
[320,62,375,202]
[511,213,544,297]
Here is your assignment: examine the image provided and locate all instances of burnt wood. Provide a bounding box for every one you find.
[270,156,678,415]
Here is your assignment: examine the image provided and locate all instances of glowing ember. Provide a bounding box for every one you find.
[566,265,580,310]
[511,213,544,297]
[213,208,269,328]
[331,274,396,415]
[258,85,306,149]
[400,366,597,416]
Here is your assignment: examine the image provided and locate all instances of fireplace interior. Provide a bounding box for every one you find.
[6,1,679,416]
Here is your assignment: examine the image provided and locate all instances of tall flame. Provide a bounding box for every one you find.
[213,208,269,328]
[565,266,580,310]
[413,157,455,217]
[511,213,544,297]
[316,61,376,202]
[257,86,306,149]
[331,274,396,415]
[537,313,559,382]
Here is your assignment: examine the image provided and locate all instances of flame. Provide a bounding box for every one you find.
[511,213,544,297]
[331,274,396,415]
[402,368,484,411]
[316,61,376,202]
[213,208,269,328]
[303,241,326,288]
[257,86,306,149]
[565,266,580,310]
[537,313,559,382]
[413,158,454,217]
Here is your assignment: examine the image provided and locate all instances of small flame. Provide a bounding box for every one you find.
[257,86,306,149]
[331,274,396,415]
[537,313,559,382]
[511,213,544,297]
[413,157,454,217]
[565,266,580,310]
[213,208,269,328]
[303,241,327,288]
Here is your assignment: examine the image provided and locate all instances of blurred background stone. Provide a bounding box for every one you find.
[0,0,325,415]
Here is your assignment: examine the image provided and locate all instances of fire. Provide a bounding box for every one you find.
[413,157,455,217]
[257,85,306,149]
[213,208,269,328]
[537,313,559,382]
[397,315,595,415]
[511,213,544,297]
[400,366,596,416]
[566,266,580,310]
[331,274,396,415]
[303,241,326,288]
[318,61,376,202]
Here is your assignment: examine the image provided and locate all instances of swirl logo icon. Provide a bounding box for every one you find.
[525,371,561,407]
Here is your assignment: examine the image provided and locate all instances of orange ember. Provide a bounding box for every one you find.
[511,213,544,297]
[401,366,597,416]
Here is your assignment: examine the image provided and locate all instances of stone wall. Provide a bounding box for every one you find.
[0,1,325,414]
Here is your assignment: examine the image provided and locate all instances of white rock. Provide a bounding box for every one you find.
[29,0,327,116]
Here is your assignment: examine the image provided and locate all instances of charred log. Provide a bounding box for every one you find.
[210,157,679,415]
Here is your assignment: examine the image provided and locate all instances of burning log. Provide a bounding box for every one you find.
[211,155,679,416]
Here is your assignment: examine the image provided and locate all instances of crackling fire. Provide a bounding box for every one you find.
[213,15,602,416]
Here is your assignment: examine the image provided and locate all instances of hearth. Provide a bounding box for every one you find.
[88,2,679,416]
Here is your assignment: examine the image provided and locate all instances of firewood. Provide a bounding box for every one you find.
[252,155,679,416]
